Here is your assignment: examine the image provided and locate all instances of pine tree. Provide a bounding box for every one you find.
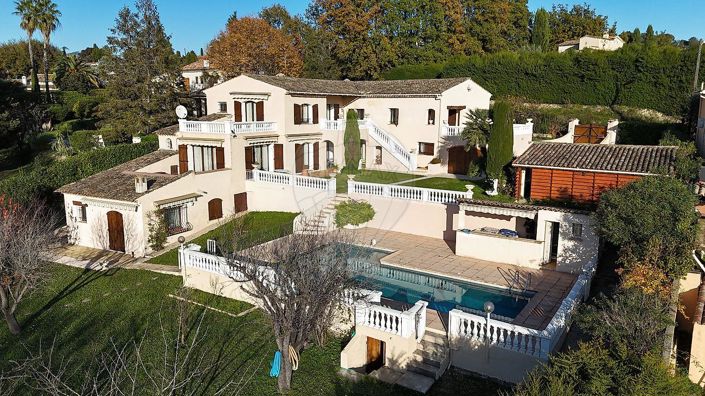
[98,0,182,138]
[644,25,655,46]
[531,8,550,51]
[485,101,513,180]
[343,109,360,171]
[632,27,642,44]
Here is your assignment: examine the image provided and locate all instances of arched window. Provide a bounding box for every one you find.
[427,109,435,125]
[166,138,173,150]
[208,198,223,220]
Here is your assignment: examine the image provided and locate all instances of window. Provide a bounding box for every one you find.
[252,144,270,171]
[165,138,172,150]
[244,101,256,122]
[191,145,216,172]
[427,109,435,125]
[301,104,311,123]
[389,108,399,125]
[375,146,382,165]
[218,102,227,113]
[418,142,434,155]
[71,202,86,222]
[571,223,583,239]
[303,143,311,169]
[356,109,365,120]
[164,205,188,235]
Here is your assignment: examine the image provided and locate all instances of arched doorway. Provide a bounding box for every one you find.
[106,211,125,252]
[208,198,223,220]
[325,141,334,168]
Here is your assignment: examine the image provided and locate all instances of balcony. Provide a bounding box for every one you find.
[442,125,463,136]
[178,119,277,134]
[319,119,369,131]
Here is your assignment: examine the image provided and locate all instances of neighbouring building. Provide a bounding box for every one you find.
[557,33,625,53]
[513,142,677,203]
[676,254,705,389]
[181,57,224,117]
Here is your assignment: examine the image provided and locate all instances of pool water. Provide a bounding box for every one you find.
[347,245,535,319]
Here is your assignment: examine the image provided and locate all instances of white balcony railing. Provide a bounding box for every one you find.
[247,169,336,195]
[442,125,463,136]
[321,119,344,130]
[348,180,472,204]
[178,119,277,134]
[354,300,428,339]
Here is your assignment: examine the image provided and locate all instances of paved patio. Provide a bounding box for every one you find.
[49,245,180,275]
[347,227,577,330]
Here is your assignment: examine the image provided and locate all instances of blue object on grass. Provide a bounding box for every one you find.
[269,351,282,377]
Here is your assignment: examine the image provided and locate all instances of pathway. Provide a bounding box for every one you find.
[49,244,180,275]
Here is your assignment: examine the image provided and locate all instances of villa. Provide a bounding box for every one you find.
[56,73,679,392]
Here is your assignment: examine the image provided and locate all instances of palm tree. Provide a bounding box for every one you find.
[35,0,61,102]
[13,0,39,93]
[56,55,100,90]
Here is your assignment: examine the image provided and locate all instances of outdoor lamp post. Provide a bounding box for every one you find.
[177,236,186,270]
[484,301,495,362]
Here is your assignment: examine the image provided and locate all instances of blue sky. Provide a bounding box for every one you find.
[0,0,701,53]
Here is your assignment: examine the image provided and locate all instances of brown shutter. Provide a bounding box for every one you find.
[293,104,301,125]
[312,104,319,124]
[244,146,254,170]
[170,165,178,175]
[334,104,340,120]
[274,144,284,169]
[234,192,248,213]
[313,142,320,170]
[208,198,223,220]
[295,144,304,173]
[234,101,242,122]
[215,147,225,169]
[256,101,264,121]
[178,144,188,174]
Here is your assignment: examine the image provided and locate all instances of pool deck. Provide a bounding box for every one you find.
[347,227,577,330]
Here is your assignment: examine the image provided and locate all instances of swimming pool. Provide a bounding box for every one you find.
[347,245,535,320]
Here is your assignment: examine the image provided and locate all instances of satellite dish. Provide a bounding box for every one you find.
[175,105,188,119]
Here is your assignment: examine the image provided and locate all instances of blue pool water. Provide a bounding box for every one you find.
[347,245,535,319]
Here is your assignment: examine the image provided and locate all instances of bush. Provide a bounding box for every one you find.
[0,140,157,206]
[99,125,132,145]
[335,200,374,227]
[54,119,97,136]
[383,45,704,117]
[69,130,98,152]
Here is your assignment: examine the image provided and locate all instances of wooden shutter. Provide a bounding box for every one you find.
[293,104,301,125]
[274,144,284,169]
[170,165,178,175]
[208,198,223,220]
[334,104,340,120]
[256,101,264,121]
[244,146,254,170]
[312,104,319,124]
[234,101,242,122]
[313,142,320,170]
[178,144,188,174]
[295,144,304,173]
[234,192,248,213]
[215,147,225,169]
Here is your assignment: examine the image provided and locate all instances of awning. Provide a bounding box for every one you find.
[83,197,139,212]
[459,202,537,219]
[154,193,201,209]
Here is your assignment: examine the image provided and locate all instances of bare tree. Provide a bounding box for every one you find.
[0,197,59,335]
[221,218,356,392]
[1,290,265,395]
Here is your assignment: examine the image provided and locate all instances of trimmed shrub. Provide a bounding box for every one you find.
[69,130,98,152]
[0,140,157,206]
[343,109,361,171]
[335,200,374,228]
[54,119,97,136]
[485,101,513,180]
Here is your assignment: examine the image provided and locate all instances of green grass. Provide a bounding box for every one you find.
[147,211,298,266]
[334,169,424,193]
[399,177,515,202]
[0,264,508,395]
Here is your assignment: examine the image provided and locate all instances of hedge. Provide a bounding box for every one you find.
[55,118,97,136]
[69,130,98,152]
[0,140,157,206]
[383,45,702,117]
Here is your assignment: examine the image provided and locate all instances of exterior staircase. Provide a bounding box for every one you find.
[297,193,348,233]
[407,328,450,382]
[363,119,417,171]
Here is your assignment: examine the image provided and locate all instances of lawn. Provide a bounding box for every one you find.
[0,264,509,395]
[147,211,298,266]
[334,169,424,193]
[399,177,515,202]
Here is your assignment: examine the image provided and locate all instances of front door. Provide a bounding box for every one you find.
[107,211,125,252]
[366,337,384,373]
[447,146,470,175]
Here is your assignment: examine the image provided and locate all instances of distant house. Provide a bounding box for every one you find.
[513,142,677,203]
[181,57,224,117]
[557,34,624,53]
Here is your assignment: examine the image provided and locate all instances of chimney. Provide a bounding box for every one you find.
[203,59,209,68]
[603,32,610,39]
[134,176,148,193]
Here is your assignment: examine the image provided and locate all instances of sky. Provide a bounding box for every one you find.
[0,0,702,54]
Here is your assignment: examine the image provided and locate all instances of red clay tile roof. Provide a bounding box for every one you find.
[182,57,210,71]
[513,142,677,175]
[57,150,186,202]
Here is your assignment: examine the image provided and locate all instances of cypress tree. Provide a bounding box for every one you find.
[485,101,513,180]
[631,27,642,44]
[343,109,361,171]
[644,25,655,46]
[531,8,550,51]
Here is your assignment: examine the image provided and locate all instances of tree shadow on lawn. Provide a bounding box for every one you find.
[22,267,123,329]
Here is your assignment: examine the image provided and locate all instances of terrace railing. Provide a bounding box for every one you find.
[354,300,428,340]
[247,169,336,195]
[348,180,472,204]
[178,119,277,134]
